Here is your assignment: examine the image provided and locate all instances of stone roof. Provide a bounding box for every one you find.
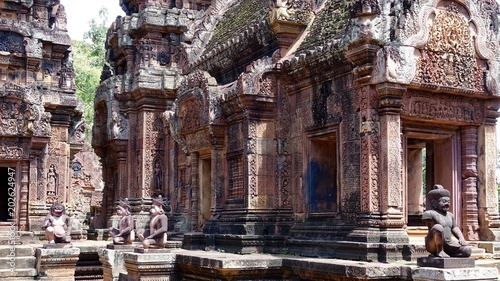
[204,0,269,54]
[296,0,356,53]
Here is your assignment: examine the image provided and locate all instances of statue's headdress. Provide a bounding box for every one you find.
[427,184,450,206]
[152,195,166,211]
[118,198,131,211]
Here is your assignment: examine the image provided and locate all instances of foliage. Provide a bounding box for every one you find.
[72,7,109,143]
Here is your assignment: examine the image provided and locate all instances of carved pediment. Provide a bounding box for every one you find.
[402,1,500,94]
[172,71,224,152]
[0,83,50,137]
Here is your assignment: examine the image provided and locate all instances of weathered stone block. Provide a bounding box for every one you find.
[122,251,175,281]
[412,267,499,281]
[417,257,475,268]
[35,247,80,281]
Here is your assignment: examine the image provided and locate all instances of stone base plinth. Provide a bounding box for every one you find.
[417,257,475,268]
[35,247,80,281]
[123,251,175,281]
[412,267,499,281]
[99,247,136,281]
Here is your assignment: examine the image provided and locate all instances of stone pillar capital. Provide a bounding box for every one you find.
[375,82,407,114]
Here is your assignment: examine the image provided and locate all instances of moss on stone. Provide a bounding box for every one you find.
[205,0,269,53]
[297,0,356,52]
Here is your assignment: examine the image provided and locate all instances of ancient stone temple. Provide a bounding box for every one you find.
[0,0,102,238]
[93,0,500,263]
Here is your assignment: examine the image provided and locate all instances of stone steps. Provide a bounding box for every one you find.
[0,245,37,280]
[0,268,37,280]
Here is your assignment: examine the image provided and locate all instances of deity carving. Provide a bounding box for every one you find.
[138,195,168,249]
[423,185,472,258]
[153,160,163,192]
[270,0,292,21]
[47,164,58,196]
[42,202,72,244]
[109,198,135,245]
[413,3,485,92]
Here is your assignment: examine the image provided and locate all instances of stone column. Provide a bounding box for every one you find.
[407,148,424,215]
[461,126,479,240]
[36,247,80,281]
[478,120,500,240]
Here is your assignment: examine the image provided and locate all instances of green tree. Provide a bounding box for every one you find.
[73,7,109,143]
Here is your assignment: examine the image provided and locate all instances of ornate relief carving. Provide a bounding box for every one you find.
[24,37,42,58]
[0,83,50,137]
[359,87,379,213]
[412,3,485,91]
[402,91,483,124]
[269,0,313,24]
[247,120,258,209]
[0,143,27,159]
[276,83,291,208]
[69,119,85,144]
[0,31,24,53]
[110,111,129,139]
[350,0,380,18]
[239,57,277,97]
[372,46,416,85]
[180,98,204,134]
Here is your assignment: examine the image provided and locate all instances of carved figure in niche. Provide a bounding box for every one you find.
[71,161,82,177]
[47,164,57,195]
[422,184,472,257]
[108,198,135,244]
[42,202,72,244]
[154,160,163,192]
[138,195,168,248]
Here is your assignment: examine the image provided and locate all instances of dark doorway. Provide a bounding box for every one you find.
[0,167,14,222]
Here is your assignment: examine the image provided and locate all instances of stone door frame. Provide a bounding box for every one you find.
[402,124,462,232]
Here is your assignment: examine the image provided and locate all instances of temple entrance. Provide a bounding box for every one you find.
[403,126,461,237]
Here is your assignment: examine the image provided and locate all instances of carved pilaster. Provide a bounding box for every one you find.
[376,82,406,228]
[212,148,223,213]
[19,162,29,230]
[190,153,199,231]
[461,126,479,240]
[478,123,500,240]
[359,86,379,216]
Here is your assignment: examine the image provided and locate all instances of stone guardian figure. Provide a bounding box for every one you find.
[138,195,168,249]
[109,198,135,244]
[422,184,472,257]
[42,202,72,244]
